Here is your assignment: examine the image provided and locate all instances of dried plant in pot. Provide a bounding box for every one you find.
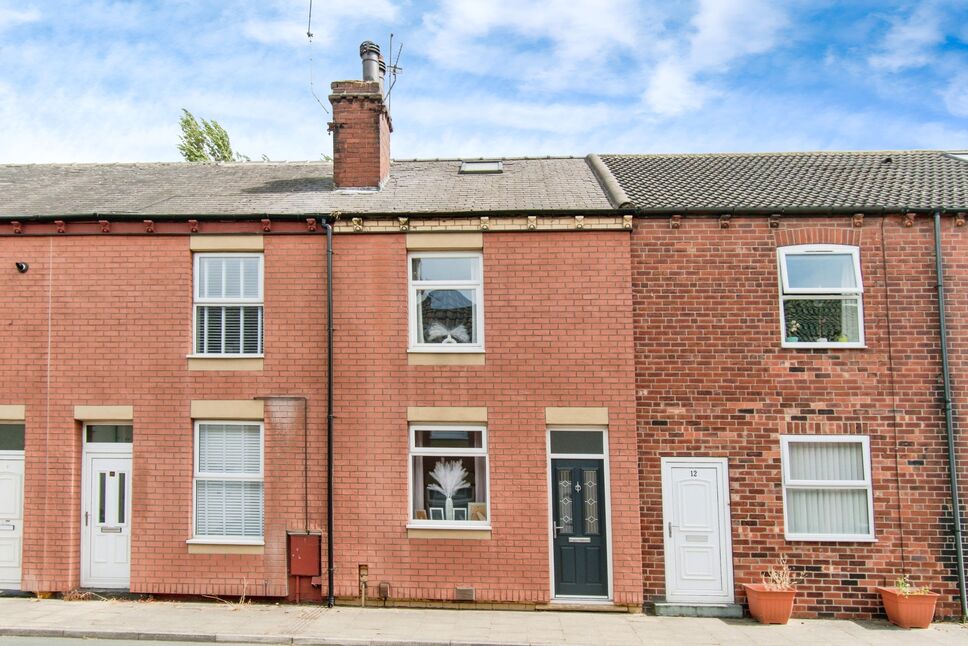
[875,575,939,629]
[743,557,801,625]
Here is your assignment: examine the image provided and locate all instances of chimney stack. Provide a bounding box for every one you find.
[328,41,392,189]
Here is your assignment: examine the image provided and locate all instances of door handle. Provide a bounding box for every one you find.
[553,523,566,538]
[84,511,89,527]
[668,522,673,537]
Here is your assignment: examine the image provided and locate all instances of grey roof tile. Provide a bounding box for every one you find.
[0,158,612,217]
[600,150,968,210]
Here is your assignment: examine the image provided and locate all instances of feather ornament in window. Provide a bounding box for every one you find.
[427,322,470,344]
[427,459,470,521]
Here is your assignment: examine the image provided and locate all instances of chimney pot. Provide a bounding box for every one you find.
[360,41,382,90]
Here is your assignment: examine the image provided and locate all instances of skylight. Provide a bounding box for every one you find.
[459,160,503,174]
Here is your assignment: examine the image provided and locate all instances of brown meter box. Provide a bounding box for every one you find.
[288,534,321,577]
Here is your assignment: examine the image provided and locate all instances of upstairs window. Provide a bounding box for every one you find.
[778,245,864,347]
[781,435,874,541]
[194,254,264,356]
[408,252,484,351]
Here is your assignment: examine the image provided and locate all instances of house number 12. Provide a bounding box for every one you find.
[690,470,698,477]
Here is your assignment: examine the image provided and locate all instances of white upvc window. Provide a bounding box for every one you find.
[193,421,264,542]
[781,435,875,541]
[193,253,264,356]
[407,252,484,352]
[408,424,490,528]
[777,245,864,348]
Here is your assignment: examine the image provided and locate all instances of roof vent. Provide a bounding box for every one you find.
[459,160,503,174]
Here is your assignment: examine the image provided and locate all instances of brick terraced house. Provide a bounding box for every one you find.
[598,151,968,620]
[0,43,966,620]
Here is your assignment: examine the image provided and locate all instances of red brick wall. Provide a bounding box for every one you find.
[1,226,640,605]
[632,215,966,619]
[330,231,640,604]
[1,234,327,596]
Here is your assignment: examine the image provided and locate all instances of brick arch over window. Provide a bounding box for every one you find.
[773,226,862,248]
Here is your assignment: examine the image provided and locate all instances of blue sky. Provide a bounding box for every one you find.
[0,0,966,163]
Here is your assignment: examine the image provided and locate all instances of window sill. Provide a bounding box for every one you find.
[408,351,485,366]
[785,535,877,543]
[406,525,492,540]
[187,356,264,371]
[186,538,265,554]
[781,342,867,350]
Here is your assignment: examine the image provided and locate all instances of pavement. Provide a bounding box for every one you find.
[0,597,966,646]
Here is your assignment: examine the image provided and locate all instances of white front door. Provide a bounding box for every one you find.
[661,458,734,604]
[81,454,132,588]
[0,454,25,590]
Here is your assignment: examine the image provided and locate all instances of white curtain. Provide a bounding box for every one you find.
[789,442,863,480]
[787,441,869,535]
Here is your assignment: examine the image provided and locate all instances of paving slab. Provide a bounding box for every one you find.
[0,598,965,645]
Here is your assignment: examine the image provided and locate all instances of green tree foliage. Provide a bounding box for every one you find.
[177,109,248,162]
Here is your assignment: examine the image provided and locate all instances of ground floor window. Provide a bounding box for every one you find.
[409,424,488,525]
[194,421,263,540]
[781,435,874,541]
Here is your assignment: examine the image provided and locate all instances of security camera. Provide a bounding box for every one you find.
[15,262,28,273]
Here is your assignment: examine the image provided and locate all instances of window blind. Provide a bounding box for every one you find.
[195,423,263,538]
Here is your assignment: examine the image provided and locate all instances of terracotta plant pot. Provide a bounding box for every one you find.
[876,587,940,629]
[743,583,796,624]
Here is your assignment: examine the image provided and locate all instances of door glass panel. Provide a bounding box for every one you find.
[98,473,106,523]
[550,431,603,455]
[118,472,126,524]
[0,423,25,450]
[557,468,573,534]
[86,425,133,443]
[583,469,600,535]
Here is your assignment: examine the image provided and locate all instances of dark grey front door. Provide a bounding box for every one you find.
[552,458,608,597]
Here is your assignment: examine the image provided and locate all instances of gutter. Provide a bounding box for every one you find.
[933,211,968,620]
[6,207,968,224]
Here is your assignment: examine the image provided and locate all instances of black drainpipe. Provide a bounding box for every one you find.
[323,221,336,608]
[933,211,968,619]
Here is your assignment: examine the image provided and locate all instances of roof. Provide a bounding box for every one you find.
[0,157,613,217]
[599,150,968,211]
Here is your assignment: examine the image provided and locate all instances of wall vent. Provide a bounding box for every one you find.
[454,586,475,601]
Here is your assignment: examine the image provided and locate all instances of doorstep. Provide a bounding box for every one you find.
[540,599,641,613]
[653,601,744,618]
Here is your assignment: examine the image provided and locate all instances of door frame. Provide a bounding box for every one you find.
[80,425,133,589]
[546,426,613,601]
[660,456,735,604]
[0,448,25,590]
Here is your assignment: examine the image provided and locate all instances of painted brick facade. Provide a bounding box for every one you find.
[633,214,967,619]
[0,225,640,606]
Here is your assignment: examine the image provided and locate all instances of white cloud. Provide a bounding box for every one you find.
[396,95,620,135]
[643,0,787,116]
[418,0,649,93]
[0,6,41,31]
[868,1,944,71]
[942,74,968,118]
